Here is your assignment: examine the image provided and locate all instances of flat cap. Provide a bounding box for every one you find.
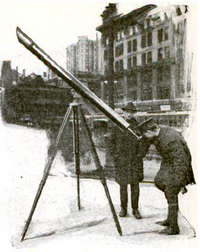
[121,102,137,112]
[135,117,155,133]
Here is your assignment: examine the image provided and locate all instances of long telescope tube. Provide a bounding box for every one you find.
[16,27,140,140]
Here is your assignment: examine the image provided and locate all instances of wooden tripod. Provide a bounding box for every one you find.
[21,103,122,241]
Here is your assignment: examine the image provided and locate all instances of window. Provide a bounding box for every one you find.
[157,86,170,100]
[119,60,123,71]
[142,53,146,65]
[127,41,132,53]
[115,43,124,57]
[158,29,163,43]
[125,27,130,36]
[164,27,169,40]
[147,32,152,46]
[147,51,152,64]
[133,39,137,51]
[144,19,151,29]
[141,70,152,101]
[140,23,144,30]
[157,66,170,99]
[176,7,182,16]
[158,48,163,61]
[165,46,170,58]
[133,56,137,67]
[157,67,163,83]
[127,58,132,69]
[115,61,119,71]
[164,65,171,79]
[175,64,181,97]
[127,74,137,100]
[104,50,107,60]
[141,35,147,48]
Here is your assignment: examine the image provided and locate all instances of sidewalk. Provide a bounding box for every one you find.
[0,123,197,252]
[6,173,196,251]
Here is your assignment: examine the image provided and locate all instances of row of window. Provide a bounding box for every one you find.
[113,84,170,102]
[136,114,189,128]
[114,27,169,56]
[115,18,159,42]
[115,25,169,43]
[115,46,170,70]
[113,66,171,102]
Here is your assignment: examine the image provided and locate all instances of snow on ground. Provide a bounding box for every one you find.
[0,109,198,252]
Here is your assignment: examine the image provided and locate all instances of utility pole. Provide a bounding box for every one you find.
[96,3,119,174]
[106,25,115,109]
[96,3,118,108]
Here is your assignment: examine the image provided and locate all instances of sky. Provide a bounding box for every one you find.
[0,0,198,76]
[0,0,146,75]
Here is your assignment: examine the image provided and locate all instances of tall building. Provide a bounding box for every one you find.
[0,61,21,88]
[66,35,102,75]
[1,61,12,88]
[97,4,195,129]
[66,44,77,75]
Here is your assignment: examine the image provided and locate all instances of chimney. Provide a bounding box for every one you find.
[43,72,47,78]
[23,69,26,77]
[15,66,19,80]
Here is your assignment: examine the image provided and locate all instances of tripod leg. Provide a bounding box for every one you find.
[72,104,81,210]
[21,105,72,241]
[79,107,122,236]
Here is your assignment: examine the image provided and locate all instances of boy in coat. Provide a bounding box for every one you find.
[111,102,150,219]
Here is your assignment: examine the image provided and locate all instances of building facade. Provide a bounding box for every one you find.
[66,35,103,75]
[1,61,73,127]
[0,61,23,88]
[97,3,195,130]
[66,44,77,75]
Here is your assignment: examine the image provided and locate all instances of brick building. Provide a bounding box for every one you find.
[97,4,195,129]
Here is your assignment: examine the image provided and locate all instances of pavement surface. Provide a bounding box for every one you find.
[0,112,198,252]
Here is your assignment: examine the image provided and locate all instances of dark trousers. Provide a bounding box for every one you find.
[120,183,139,210]
[164,186,179,205]
[156,183,180,229]
[155,163,182,205]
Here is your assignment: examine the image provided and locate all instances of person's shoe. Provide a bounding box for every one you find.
[119,208,127,217]
[132,209,142,219]
[155,219,169,226]
[159,226,180,235]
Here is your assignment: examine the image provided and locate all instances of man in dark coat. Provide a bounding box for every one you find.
[136,118,196,235]
[111,102,150,219]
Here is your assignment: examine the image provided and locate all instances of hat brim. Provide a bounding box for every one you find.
[134,117,155,133]
[122,108,137,112]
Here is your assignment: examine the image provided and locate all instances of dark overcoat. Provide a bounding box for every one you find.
[153,126,196,192]
[110,116,150,185]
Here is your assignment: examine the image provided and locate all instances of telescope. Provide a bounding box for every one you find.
[16,27,140,140]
